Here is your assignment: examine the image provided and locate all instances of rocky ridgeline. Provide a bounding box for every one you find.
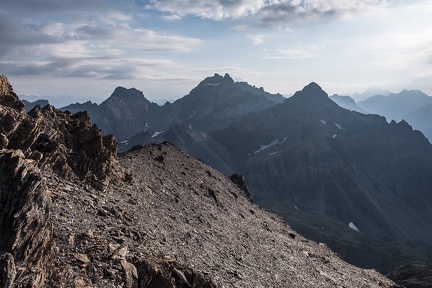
[0,75,398,287]
[0,75,117,286]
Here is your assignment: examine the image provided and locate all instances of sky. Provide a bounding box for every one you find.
[1,0,431,106]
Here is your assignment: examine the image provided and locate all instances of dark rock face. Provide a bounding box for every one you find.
[151,73,284,133]
[229,173,251,200]
[209,83,432,273]
[388,263,432,288]
[89,87,160,141]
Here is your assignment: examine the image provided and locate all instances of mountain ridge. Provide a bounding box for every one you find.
[0,75,399,287]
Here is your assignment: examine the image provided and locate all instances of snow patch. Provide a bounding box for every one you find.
[151,131,165,138]
[269,151,282,156]
[294,206,300,211]
[320,120,326,124]
[204,82,220,87]
[187,111,197,119]
[349,222,359,232]
[255,137,287,154]
[332,134,337,138]
[334,122,342,130]
[120,140,128,144]
[188,125,192,130]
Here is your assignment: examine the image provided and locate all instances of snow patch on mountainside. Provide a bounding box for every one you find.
[205,82,220,87]
[349,222,360,232]
[255,137,287,154]
[151,131,165,138]
[320,120,326,124]
[332,134,337,138]
[188,111,197,119]
[334,122,342,129]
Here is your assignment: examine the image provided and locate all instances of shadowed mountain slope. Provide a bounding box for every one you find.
[142,82,432,273]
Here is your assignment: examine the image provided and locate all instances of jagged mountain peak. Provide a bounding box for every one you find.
[199,73,234,87]
[223,72,234,83]
[108,86,149,103]
[0,75,24,111]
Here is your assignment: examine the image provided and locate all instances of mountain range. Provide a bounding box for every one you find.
[0,74,404,287]
[21,74,432,276]
[60,73,284,143]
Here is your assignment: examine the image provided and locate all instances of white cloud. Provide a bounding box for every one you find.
[262,44,325,59]
[248,34,266,45]
[147,0,393,23]
[0,7,202,80]
[259,0,389,25]
[148,0,267,20]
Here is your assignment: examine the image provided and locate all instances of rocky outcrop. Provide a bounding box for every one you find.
[0,149,52,287]
[388,263,432,288]
[0,75,118,286]
[0,75,117,190]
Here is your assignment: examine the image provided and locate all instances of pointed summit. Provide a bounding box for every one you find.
[289,82,330,106]
[109,87,147,103]
[223,73,234,84]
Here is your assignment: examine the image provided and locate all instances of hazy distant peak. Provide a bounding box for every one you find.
[391,89,428,98]
[352,87,391,101]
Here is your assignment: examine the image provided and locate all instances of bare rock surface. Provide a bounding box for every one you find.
[0,75,398,287]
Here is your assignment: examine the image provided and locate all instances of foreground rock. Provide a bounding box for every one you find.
[388,263,432,288]
[0,75,397,287]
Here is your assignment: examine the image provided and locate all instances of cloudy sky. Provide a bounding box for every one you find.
[1,0,431,106]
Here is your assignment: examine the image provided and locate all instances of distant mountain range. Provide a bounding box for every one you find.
[329,94,366,113]
[357,89,432,122]
[21,74,432,274]
[60,73,284,142]
[351,87,391,102]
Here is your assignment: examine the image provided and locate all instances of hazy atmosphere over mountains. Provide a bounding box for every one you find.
[1,0,432,105]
